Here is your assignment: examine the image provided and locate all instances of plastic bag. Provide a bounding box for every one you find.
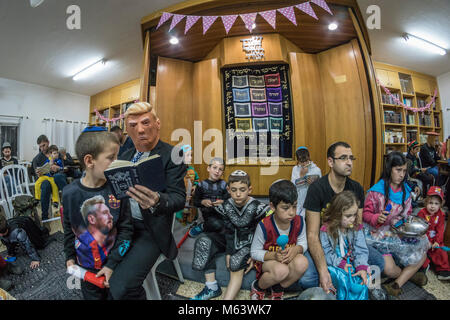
[364,227,429,266]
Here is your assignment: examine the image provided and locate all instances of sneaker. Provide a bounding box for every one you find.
[382,281,402,297]
[269,290,284,300]
[188,223,204,238]
[410,271,428,287]
[250,280,265,300]
[0,278,12,291]
[191,285,222,300]
[437,270,450,281]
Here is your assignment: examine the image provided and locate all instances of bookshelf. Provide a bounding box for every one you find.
[89,79,141,131]
[374,62,443,155]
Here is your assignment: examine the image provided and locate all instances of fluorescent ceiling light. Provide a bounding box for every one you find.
[403,33,446,56]
[328,23,338,31]
[169,37,179,45]
[30,0,45,7]
[72,59,107,81]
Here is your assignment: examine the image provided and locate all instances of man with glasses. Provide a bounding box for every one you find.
[298,142,385,298]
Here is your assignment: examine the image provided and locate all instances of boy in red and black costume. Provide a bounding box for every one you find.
[250,180,308,300]
[417,186,450,281]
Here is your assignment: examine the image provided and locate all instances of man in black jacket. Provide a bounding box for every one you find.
[108,102,185,300]
[419,131,440,181]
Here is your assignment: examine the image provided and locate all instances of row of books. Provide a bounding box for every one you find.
[403,98,413,107]
[417,99,427,109]
[400,78,414,94]
[384,111,402,124]
[384,129,404,144]
[419,114,432,127]
[406,130,417,143]
[382,92,401,105]
[405,114,416,125]
[434,115,441,127]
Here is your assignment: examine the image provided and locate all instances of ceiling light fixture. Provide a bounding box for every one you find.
[72,59,107,81]
[403,33,446,56]
[29,0,45,8]
[328,23,338,31]
[169,37,179,45]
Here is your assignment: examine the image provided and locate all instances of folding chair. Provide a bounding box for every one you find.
[142,214,185,300]
[0,164,34,219]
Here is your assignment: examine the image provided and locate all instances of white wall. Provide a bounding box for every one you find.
[0,77,90,161]
[438,71,450,140]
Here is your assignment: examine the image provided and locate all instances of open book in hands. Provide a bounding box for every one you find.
[36,162,51,175]
[104,154,167,199]
[294,174,320,187]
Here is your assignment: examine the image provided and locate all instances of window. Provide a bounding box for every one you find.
[0,118,20,158]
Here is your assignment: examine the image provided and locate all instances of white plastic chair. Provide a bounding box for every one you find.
[0,172,12,219]
[142,214,185,300]
[0,164,34,219]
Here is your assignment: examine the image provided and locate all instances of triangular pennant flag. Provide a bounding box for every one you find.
[278,6,297,26]
[310,0,333,15]
[296,2,318,20]
[221,15,238,34]
[169,14,185,32]
[202,16,218,34]
[185,15,201,34]
[259,10,277,30]
[240,12,258,32]
[156,12,173,29]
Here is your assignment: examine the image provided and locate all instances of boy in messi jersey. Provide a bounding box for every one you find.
[250,180,308,300]
[63,128,133,300]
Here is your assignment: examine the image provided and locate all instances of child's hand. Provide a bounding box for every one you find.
[275,251,284,263]
[201,199,213,207]
[377,213,387,224]
[66,259,75,269]
[96,266,113,288]
[212,199,224,206]
[432,242,440,249]
[344,264,353,274]
[244,257,254,275]
[30,261,40,269]
[280,246,300,264]
[352,269,368,285]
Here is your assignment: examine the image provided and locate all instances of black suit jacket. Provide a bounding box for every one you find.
[120,140,186,260]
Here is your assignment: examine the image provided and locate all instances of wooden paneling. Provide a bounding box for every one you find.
[140,31,151,102]
[289,52,327,174]
[155,57,194,144]
[412,76,431,96]
[317,41,371,190]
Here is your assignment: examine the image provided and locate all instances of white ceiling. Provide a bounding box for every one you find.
[0,0,449,97]
[357,0,450,76]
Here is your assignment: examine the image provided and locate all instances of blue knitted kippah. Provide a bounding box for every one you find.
[83,126,108,133]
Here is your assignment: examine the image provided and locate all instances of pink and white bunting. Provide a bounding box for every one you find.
[155,1,333,35]
[156,12,173,29]
[169,14,185,32]
[310,0,333,15]
[221,15,238,34]
[296,2,318,19]
[259,10,277,30]
[202,16,218,34]
[185,15,201,34]
[278,6,297,26]
[240,12,258,32]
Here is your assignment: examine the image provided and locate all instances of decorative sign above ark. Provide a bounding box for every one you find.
[241,36,264,61]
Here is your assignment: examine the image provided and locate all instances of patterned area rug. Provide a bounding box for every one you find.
[1,232,181,300]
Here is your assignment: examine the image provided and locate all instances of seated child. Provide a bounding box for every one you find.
[175,145,199,225]
[250,180,308,300]
[417,186,450,281]
[291,146,321,217]
[320,190,369,300]
[34,145,64,207]
[190,157,230,237]
[190,157,230,300]
[0,214,50,270]
[1,142,19,197]
[214,170,271,300]
[63,128,133,300]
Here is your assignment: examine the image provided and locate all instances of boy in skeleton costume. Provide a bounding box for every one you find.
[215,170,270,300]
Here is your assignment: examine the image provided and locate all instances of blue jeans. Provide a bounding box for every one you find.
[427,166,439,180]
[298,246,386,289]
[40,173,67,219]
